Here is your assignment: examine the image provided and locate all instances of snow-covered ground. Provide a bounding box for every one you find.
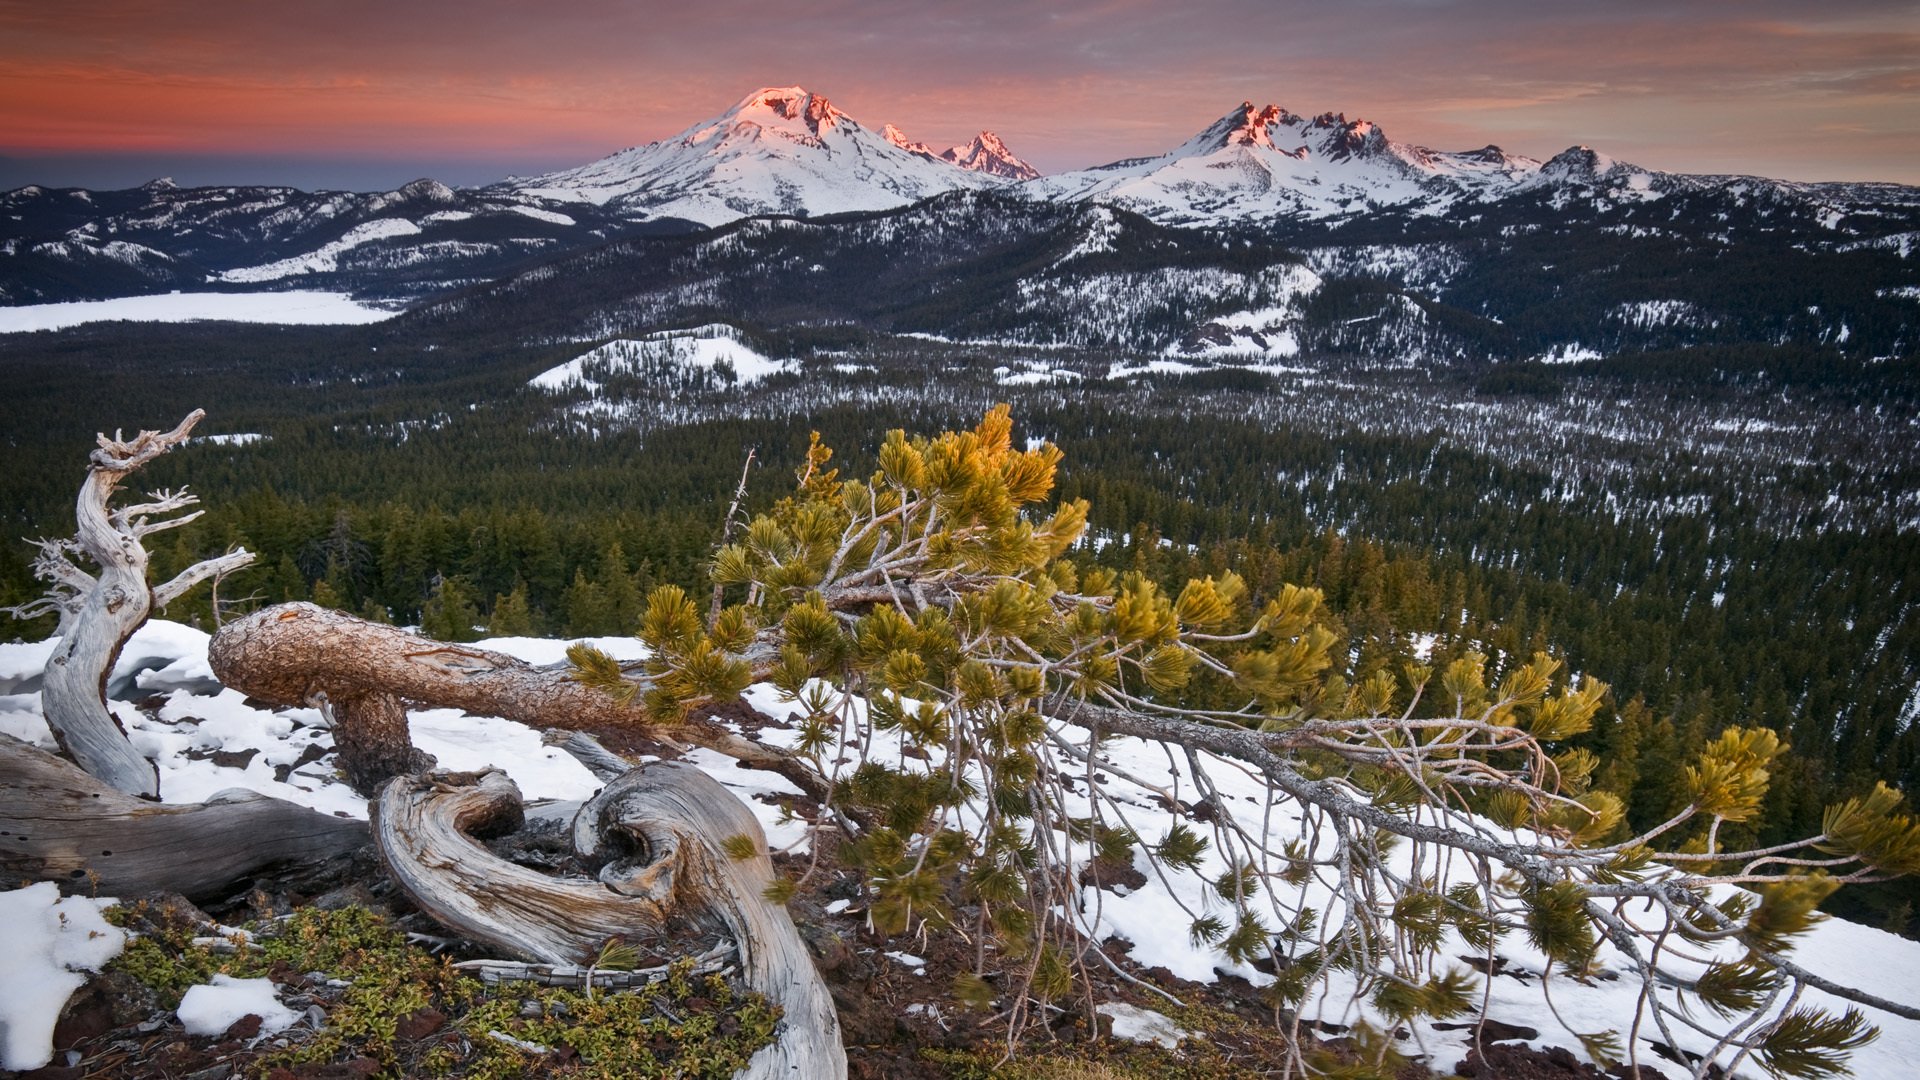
[2,621,1916,1076]
[528,324,793,392]
[0,291,399,333]
[217,219,422,283]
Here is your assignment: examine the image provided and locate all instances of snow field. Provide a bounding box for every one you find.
[0,291,399,333]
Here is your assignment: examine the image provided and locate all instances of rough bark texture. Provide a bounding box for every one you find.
[327,690,435,794]
[0,733,369,900]
[373,764,845,1080]
[210,602,825,801]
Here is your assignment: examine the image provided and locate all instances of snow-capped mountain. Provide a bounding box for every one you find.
[880,125,1040,180]
[4,86,1916,314]
[499,87,1006,226]
[940,131,1041,181]
[1031,100,1559,222]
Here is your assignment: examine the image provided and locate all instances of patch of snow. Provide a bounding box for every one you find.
[993,363,1082,387]
[0,291,398,333]
[176,974,300,1037]
[1098,1002,1188,1048]
[884,951,928,974]
[473,635,651,666]
[502,205,576,227]
[1107,358,1205,379]
[1535,343,1603,365]
[1608,300,1714,330]
[0,884,126,1071]
[409,710,602,802]
[529,325,793,392]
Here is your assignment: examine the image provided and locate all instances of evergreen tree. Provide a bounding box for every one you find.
[562,568,612,637]
[487,580,536,637]
[420,574,481,642]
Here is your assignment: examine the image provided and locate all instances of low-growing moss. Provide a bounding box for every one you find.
[462,961,782,1080]
[107,904,780,1079]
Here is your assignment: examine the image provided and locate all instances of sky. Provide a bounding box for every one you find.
[2,0,1916,191]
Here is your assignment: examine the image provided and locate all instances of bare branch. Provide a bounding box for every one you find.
[90,409,205,472]
[153,546,256,610]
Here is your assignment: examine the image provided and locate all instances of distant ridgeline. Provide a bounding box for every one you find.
[2,85,1916,361]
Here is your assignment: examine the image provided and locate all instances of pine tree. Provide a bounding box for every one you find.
[571,406,1920,1077]
[420,574,480,642]
[562,568,612,637]
[487,580,536,637]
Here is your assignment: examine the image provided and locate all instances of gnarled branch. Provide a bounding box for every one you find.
[210,602,827,802]
[373,764,845,1079]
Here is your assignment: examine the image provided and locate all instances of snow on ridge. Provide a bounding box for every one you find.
[217,218,423,283]
[1607,299,1717,330]
[502,204,576,227]
[1053,206,1123,265]
[529,324,794,392]
[1536,342,1605,365]
[0,291,399,334]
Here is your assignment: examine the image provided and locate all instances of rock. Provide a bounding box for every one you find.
[395,1007,445,1040]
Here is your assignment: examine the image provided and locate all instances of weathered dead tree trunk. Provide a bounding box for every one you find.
[0,733,369,901]
[5,410,253,796]
[210,602,824,801]
[374,764,845,1080]
[0,410,377,904]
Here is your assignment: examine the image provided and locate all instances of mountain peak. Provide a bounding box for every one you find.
[942,131,1041,181]
[392,178,456,202]
[1541,145,1624,181]
[504,85,1006,226]
[882,123,940,157]
[727,86,846,138]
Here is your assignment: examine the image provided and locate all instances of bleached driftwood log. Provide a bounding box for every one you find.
[5,410,253,796]
[210,602,823,800]
[0,733,368,900]
[373,763,845,1080]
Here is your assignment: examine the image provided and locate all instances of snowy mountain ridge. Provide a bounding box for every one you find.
[498,86,1006,226]
[4,85,1916,312]
[1031,99,1674,223]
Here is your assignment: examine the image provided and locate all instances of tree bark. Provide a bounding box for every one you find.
[373,764,845,1080]
[0,733,369,901]
[210,602,826,802]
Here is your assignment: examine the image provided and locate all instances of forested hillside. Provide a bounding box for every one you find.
[3,302,1914,933]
